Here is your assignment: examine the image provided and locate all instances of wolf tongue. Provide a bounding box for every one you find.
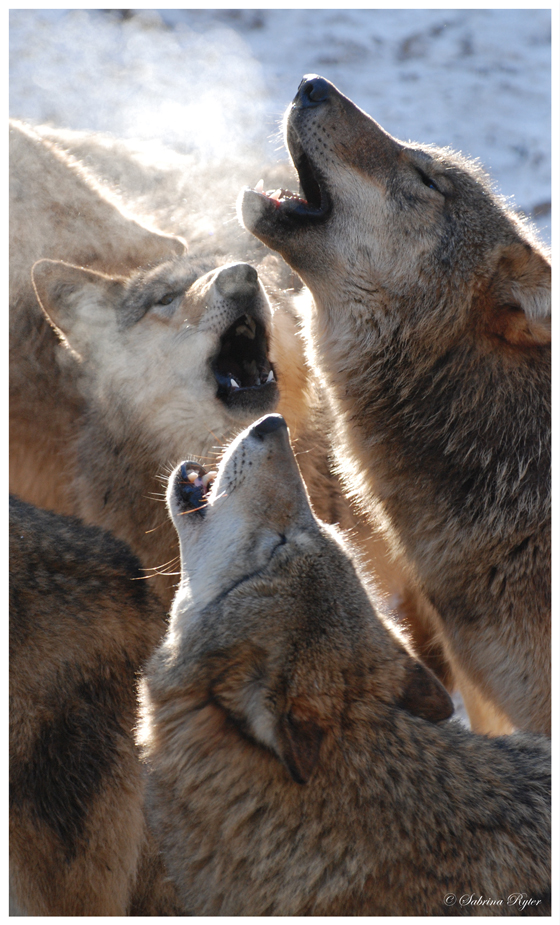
[268,188,306,205]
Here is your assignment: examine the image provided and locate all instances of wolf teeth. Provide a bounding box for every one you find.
[201,471,217,490]
[245,314,256,337]
[235,315,256,340]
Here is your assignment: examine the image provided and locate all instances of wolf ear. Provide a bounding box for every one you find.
[32,259,125,355]
[210,648,325,784]
[483,242,550,347]
[396,659,454,723]
[278,711,325,785]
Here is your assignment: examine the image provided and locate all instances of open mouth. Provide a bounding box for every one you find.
[212,312,277,409]
[174,462,217,516]
[248,124,331,224]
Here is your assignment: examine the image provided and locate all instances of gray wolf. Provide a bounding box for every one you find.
[239,75,550,735]
[9,121,299,608]
[9,496,182,915]
[139,414,550,915]
[9,119,184,518]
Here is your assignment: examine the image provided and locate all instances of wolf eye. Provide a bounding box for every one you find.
[270,534,287,558]
[156,293,177,306]
[417,168,441,194]
[148,292,181,320]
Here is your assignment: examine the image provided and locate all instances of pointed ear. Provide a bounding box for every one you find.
[483,242,550,347]
[209,643,278,744]
[396,659,454,723]
[211,648,325,783]
[32,258,125,355]
[278,711,324,784]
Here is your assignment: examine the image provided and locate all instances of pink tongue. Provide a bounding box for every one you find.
[267,189,307,207]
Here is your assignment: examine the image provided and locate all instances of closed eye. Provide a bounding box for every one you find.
[416,167,441,195]
[157,292,178,306]
[270,534,288,558]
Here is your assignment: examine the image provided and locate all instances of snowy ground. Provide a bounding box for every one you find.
[9,7,551,244]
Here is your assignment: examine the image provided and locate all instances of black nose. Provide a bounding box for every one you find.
[215,263,259,298]
[296,75,331,107]
[251,414,287,439]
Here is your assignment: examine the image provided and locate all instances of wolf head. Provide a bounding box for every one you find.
[32,256,279,463]
[239,75,550,352]
[150,414,453,786]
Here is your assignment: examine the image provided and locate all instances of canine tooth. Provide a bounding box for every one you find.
[201,470,217,489]
[269,189,282,202]
[230,377,240,389]
[235,322,255,340]
[187,471,199,483]
[267,369,275,383]
[255,179,264,193]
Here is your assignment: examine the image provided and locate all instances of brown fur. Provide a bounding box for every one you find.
[10,117,450,694]
[139,416,550,916]
[9,495,182,915]
[239,77,550,734]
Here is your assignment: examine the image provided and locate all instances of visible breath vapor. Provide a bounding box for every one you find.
[9,9,274,165]
[10,7,551,243]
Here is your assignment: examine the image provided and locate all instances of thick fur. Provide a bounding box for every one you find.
[9,496,182,915]
[139,416,550,916]
[9,119,185,517]
[10,117,449,690]
[239,77,550,734]
[9,120,348,609]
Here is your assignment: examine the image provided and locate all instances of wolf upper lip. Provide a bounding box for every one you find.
[288,123,325,212]
[250,122,330,220]
[213,312,276,401]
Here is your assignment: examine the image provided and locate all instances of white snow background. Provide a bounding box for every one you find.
[9,7,552,245]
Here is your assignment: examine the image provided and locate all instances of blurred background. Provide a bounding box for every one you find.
[10,8,551,243]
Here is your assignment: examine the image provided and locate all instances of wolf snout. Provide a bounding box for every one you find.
[215,263,259,299]
[295,75,331,108]
[250,414,288,440]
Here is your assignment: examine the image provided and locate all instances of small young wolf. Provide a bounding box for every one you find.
[239,76,550,735]
[9,497,181,916]
[139,415,550,916]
